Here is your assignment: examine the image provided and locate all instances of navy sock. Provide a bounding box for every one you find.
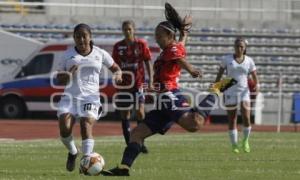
[195,94,217,119]
[121,119,130,145]
[121,142,141,167]
[136,119,145,146]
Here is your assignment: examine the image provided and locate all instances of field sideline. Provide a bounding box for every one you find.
[1,132,300,180]
[0,120,298,140]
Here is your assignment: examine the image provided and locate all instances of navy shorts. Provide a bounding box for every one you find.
[115,90,145,108]
[144,89,191,134]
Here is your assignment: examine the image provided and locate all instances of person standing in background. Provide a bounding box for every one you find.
[215,37,259,153]
[112,20,153,153]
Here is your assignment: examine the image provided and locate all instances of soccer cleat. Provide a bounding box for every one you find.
[141,145,149,154]
[242,139,251,153]
[100,165,130,176]
[66,152,78,172]
[208,78,238,95]
[232,144,240,154]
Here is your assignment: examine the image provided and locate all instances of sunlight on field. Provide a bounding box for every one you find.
[0,133,300,180]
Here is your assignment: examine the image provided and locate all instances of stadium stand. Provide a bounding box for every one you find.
[1,23,300,95]
[1,0,300,124]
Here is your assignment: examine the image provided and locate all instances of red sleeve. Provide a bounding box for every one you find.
[165,42,186,61]
[141,40,152,61]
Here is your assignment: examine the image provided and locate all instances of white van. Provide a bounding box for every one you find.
[0,38,159,118]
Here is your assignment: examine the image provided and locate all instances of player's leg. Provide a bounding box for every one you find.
[59,113,77,152]
[121,123,153,167]
[227,108,239,153]
[78,100,101,156]
[241,101,251,153]
[116,93,133,146]
[101,121,154,176]
[59,113,78,171]
[136,100,145,125]
[101,109,174,176]
[135,91,146,123]
[223,88,241,153]
[120,109,131,145]
[181,78,237,131]
[79,117,96,155]
[57,96,78,172]
[177,111,204,132]
[135,99,149,154]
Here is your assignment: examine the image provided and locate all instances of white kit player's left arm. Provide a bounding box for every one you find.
[101,49,122,84]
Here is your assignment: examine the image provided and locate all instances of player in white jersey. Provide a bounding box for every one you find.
[215,37,259,153]
[56,23,122,172]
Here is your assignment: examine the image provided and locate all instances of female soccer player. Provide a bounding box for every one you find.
[112,20,153,153]
[101,3,237,176]
[214,37,259,153]
[56,23,122,172]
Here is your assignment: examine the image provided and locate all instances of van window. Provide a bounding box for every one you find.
[16,54,54,78]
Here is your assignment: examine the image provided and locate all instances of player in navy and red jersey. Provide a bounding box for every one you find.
[101,3,237,176]
[112,20,153,153]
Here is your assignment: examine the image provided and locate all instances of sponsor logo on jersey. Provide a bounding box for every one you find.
[134,48,140,56]
[170,46,177,52]
[121,62,138,69]
[118,46,127,50]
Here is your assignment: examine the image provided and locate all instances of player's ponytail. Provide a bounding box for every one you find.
[163,2,192,33]
[157,2,192,41]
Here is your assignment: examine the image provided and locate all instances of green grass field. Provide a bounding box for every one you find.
[1,132,300,180]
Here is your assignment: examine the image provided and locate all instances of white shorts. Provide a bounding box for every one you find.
[224,89,250,106]
[57,96,102,120]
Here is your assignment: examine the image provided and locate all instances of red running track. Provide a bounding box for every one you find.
[0,120,298,140]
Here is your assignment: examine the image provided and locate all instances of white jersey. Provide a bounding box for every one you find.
[57,45,114,102]
[220,55,256,92]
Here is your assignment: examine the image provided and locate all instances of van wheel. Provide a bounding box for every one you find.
[0,97,26,119]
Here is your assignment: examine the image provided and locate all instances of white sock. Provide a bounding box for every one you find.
[243,126,251,140]
[82,139,95,155]
[60,135,78,155]
[229,129,238,145]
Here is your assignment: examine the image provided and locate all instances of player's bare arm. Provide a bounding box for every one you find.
[251,70,260,92]
[109,63,123,84]
[144,60,154,89]
[177,58,202,78]
[215,67,225,82]
[57,65,78,85]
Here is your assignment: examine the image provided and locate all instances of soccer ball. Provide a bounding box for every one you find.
[79,152,105,176]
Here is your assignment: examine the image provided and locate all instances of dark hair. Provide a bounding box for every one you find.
[73,23,92,35]
[122,20,135,29]
[234,37,248,55]
[73,23,93,46]
[158,2,192,34]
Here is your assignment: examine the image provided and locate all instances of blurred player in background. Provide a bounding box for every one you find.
[100,3,237,176]
[214,37,259,153]
[112,20,153,153]
[56,23,122,172]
